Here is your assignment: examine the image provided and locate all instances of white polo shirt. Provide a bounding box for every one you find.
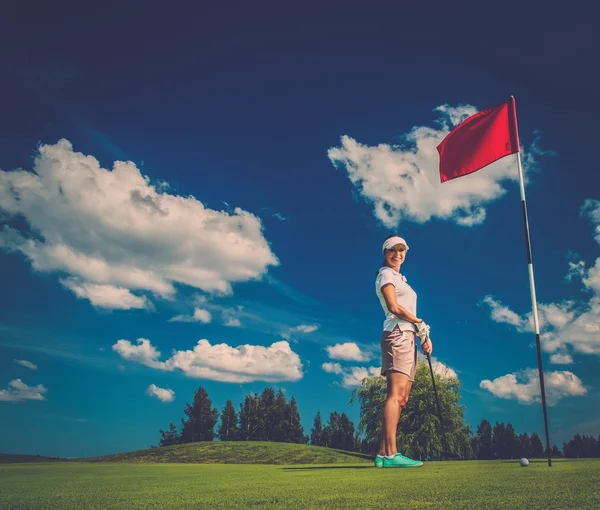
[375,266,418,332]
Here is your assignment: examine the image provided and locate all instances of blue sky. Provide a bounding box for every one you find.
[1,3,599,458]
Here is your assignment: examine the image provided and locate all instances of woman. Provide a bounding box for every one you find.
[374,235,433,468]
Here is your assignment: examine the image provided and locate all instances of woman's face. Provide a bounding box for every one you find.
[384,243,407,269]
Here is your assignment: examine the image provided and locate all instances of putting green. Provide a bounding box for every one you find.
[1,458,599,509]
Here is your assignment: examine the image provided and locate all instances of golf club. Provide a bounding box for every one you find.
[426,354,460,460]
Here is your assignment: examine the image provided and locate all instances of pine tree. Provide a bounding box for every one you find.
[504,423,519,459]
[239,393,261,441]
[284,396,306,444]
[530,432,544,457]
[273,389,288,442]
[310,411,324,446]
[475,419,494,459]
[218,399,240,441]
[492,422,507,459]
[518,432,532,458]
[181,387,219,443]
[258,387,277,441]
[551,444,562,457]
[159,422,181,447]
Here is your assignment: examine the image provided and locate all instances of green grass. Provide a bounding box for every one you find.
[1,455,599,508]
[79,440,372,464]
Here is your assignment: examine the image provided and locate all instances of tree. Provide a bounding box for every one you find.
[530,432,544,458]
[354,362,473,460]
[159,422,181,447]
[551,444,562,457]
[324,412,355,451]
[258,387,278,441]
[518,433,532,459]
[218,399,240,441]
[181,387,219,443]
[504,423,519,459]
[474,419,494,460]
[310,411,324,446]
[272,389,288,442]
[239,393,261,441]
[492,422,507,459]
[285,396,306,443]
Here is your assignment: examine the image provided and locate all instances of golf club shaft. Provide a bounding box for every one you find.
[427,354,449,455]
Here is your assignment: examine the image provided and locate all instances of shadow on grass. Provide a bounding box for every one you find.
[282,465,373,471]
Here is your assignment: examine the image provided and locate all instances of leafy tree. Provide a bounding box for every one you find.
[218,399,240,441]
[285,396,306,443]
[310,411,324,446]
[530,432,544,457]
[159,422,181,447]
[474,419,494,459]
[239,393,261,441]
[181,387,219,443]
[352,362,472,459]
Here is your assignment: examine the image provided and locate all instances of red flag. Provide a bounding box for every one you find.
[437,97,520,183]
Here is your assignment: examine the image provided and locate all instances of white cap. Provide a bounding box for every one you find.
[382,236,409,253]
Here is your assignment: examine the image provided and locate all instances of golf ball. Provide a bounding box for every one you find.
[520,457,529,467]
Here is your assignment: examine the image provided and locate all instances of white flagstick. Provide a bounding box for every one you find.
[513,96,552,467]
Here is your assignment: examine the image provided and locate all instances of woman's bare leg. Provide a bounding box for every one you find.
[378,371,412,456]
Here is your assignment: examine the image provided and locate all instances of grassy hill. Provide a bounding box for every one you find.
[83,441,372,464]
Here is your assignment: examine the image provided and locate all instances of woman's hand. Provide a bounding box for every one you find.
[421,338,433,356]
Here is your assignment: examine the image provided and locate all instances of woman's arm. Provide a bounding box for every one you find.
[381,284,422,323]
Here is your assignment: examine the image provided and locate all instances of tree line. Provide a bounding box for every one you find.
[157,363,598,459]
[157,386,357,450]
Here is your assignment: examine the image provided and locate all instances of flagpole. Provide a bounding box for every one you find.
[511,96,552,467]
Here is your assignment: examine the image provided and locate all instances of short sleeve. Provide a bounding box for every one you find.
[376,268,396,291]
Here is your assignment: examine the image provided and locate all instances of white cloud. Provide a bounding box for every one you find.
[112,338,163,368]
[481,295,599,354]
[325,342,370,362]
[431,360,458,379]
[0,140,279,308]
[549,353,574,365]
[321,362,380,388]
[13,359,38,370]
[61,278,150,309]
[282,323,319,339]
[416,354,459,379]
[483,198,600,357]
[566,260,586,282]
[341,366,381,388]
[321,362,343,374]
[113,338,303,383]
[146,384,175,402]
[168,307,212,323]
[480,369,587,405]
[481,295,528,330]
[221,308,242,327]
[0,379,47,402]
[328,104,542,228]
[582,199,600,244]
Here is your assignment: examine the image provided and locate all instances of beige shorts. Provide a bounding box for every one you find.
[380,327,417,381]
